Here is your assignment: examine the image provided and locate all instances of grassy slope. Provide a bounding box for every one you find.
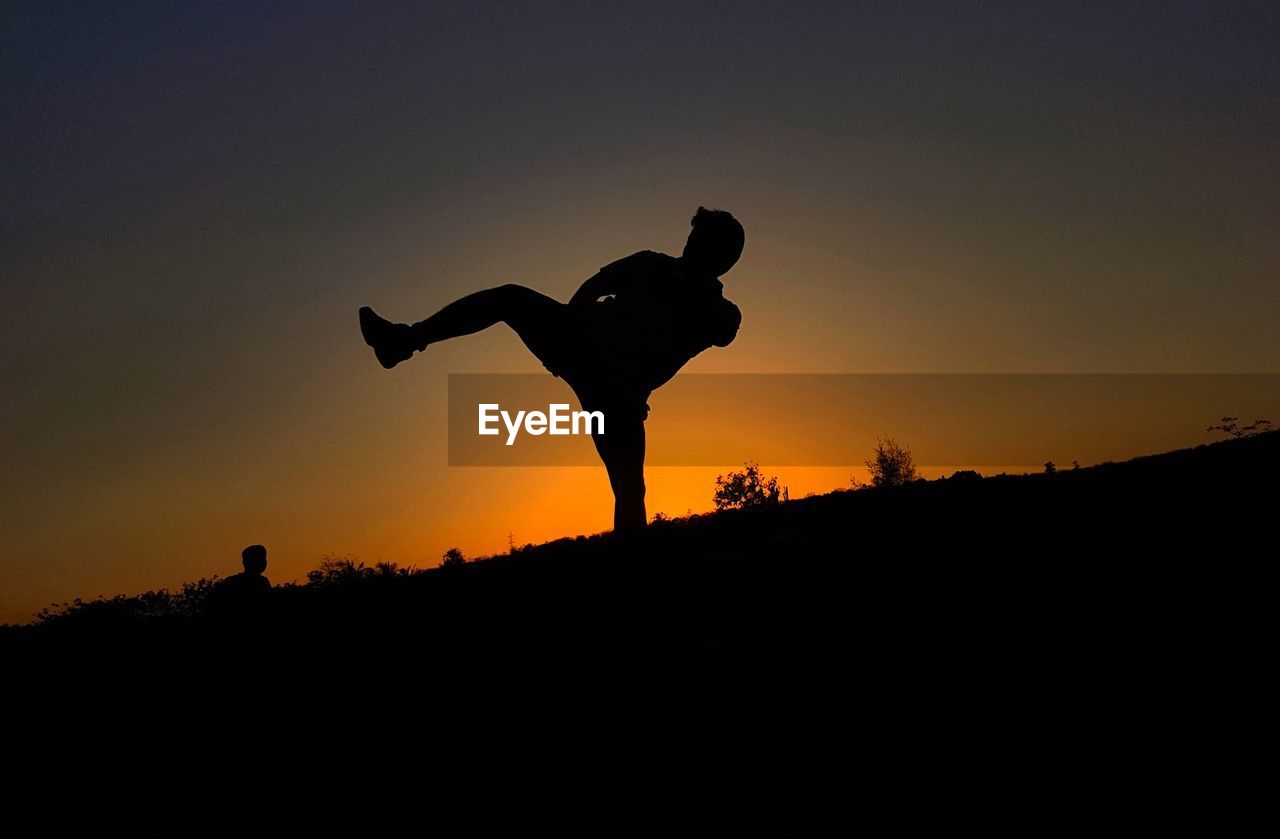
[6,432,1273,820]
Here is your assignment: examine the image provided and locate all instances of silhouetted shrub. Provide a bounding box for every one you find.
[1206,417,1272,438]
[306,555,371,585]
[34,576,222,627]
[865,437,917,488]
[1044,461,1056,474]
[306,555,418,584]
[374,561,415,577]
[714,462,783,510]
[441,548,466,568]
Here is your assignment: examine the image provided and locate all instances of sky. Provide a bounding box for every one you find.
[3,1,1278,622]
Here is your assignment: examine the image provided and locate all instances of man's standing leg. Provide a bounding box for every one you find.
[590,407,647,533]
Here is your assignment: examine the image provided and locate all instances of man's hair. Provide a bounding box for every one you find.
[687,207,745,276]
[241,544,267,573]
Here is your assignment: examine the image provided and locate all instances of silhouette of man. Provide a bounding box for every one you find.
[216,544,272,600]
[359,208,744,532]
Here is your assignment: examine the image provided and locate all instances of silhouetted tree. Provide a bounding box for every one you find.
[441,548,466,568]
[303,555,421,584]
[714,462,783,510]
[1044,461,1056,474]
[374,561,414,577]
[1206,417,1272,438]
[307,554,371,586]
[865,437,917,488]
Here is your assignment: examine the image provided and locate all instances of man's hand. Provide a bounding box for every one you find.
[710,298,742,347]
[569,270,618,306]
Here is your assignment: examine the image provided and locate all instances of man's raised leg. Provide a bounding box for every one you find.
[360,285,565,370]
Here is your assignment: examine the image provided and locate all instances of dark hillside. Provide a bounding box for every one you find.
[5,432,1274,823]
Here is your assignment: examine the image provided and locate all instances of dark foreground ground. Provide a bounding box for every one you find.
[4,433,1274,825]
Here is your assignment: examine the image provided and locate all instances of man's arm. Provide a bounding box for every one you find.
[569,252,651,306]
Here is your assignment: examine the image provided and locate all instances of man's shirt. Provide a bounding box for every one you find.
[574,251,741,393]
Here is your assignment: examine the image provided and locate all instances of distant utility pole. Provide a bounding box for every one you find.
[508,532,515,553]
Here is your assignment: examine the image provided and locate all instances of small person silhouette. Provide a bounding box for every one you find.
[359,207,745,532]
[216,544,272,601]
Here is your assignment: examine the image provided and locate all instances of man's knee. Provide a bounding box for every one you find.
[471,283,527,310]
[492,283,537,305]
[493,284,560,333]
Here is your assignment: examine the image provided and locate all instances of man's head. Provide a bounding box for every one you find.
[682,207,744,278]
[241,544,268,576]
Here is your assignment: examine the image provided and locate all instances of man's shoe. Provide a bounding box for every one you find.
[359,306,417,370]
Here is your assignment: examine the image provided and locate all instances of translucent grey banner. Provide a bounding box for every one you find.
[447,374,1280,466]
